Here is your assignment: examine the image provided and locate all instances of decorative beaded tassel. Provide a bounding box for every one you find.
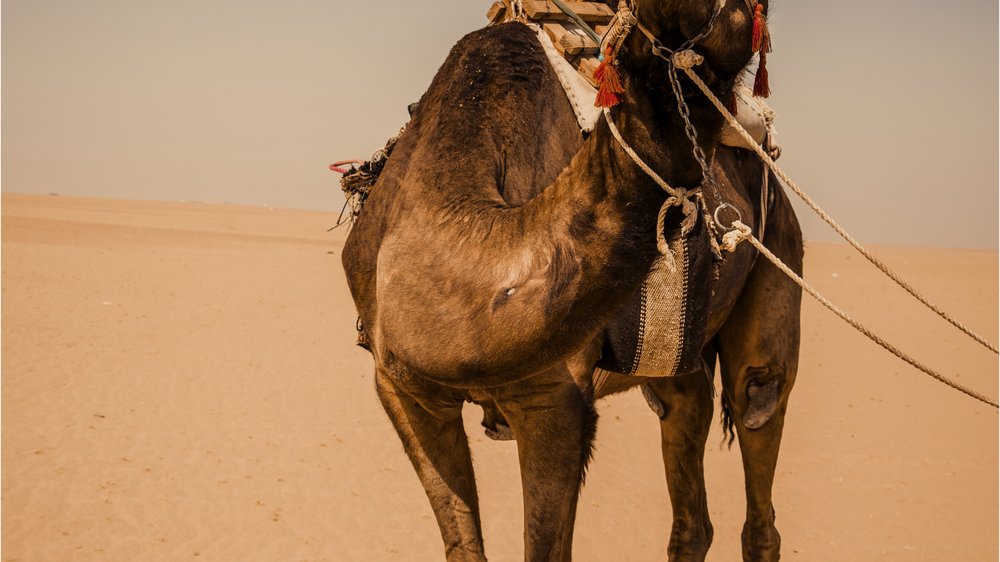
[594,47,625,107]
[593,0,637,108]
[751,2,771,97]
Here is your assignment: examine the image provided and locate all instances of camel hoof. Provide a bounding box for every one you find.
[483,421,515,441]
[742,379,779,429]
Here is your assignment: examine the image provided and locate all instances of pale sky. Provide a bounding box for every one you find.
[3,0,997,248]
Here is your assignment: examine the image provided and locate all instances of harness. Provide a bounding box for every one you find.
[334,1,1000,408]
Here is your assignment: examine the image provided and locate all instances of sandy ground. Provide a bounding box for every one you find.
[2,193,997,561]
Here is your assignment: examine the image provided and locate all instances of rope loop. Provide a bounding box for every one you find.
[656,189,700,268]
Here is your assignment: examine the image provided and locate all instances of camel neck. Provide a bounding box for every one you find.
[521,93,710,241]
[515,103,694,281]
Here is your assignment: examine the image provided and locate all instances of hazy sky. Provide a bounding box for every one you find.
[3,0,997,248]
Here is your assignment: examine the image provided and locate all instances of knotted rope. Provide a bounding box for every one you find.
[675,57,999,356]
[721,220,998,409]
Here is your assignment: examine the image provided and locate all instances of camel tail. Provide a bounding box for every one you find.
[719,393,736,450]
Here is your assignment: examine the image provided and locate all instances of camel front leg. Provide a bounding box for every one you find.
[644,362,715,562]
[495,365,597,562]
[375,369,486,562]
[715,358,793,562]
[716,204,802,562]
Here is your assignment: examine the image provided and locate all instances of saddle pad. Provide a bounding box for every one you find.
[531,23,779,152]
[595,207,713,377]
[532,24,603,133]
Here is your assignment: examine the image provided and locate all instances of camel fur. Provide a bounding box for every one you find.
[341,1,801,560]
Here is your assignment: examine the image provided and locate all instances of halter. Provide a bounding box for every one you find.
[598,0,727,59]
[633,0,727,57]
[593,0,768,260]
[598,0,734,188]
[602,1,731,192]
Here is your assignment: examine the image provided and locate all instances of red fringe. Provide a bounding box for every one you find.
[759,26,771,55]
[727,92,738,116]
[753,49,770,97]
[594,48,625,108]
[751,2,771,98]
[595,87,622,108]
[752,4,765,52]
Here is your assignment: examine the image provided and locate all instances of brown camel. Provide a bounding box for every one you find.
[341,1,801,560]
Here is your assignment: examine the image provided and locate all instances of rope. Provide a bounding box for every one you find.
[602,107,698,261]
[603,108,678,198]
[722,221,998,409]
[678,62,1000,355]
[593,9,995,406]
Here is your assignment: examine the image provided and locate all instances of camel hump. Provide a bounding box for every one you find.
[419,23,551,121]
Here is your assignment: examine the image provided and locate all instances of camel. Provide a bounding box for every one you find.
[340,0,801,560]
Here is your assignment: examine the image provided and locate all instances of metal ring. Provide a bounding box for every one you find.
[650,38,669,58]
[713,203,743,229]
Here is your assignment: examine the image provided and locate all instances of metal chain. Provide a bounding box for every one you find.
[634,23,722,205]
[667,66,710,180]
[666,63,722,203]
[680,0,727,50]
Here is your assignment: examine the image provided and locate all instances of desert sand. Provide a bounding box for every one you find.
[2,192,997,561]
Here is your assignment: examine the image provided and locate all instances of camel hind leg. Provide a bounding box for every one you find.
[375,369,486,562]
[716,197,803,562]
[643,361,716,561]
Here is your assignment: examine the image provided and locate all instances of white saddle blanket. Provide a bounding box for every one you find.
[533,25,779,155]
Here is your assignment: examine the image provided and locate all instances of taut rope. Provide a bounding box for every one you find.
[598,20,998,407]
[721,221,999,409]
[678,62,999,356]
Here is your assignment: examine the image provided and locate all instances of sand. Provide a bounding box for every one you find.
[2,193,997,561]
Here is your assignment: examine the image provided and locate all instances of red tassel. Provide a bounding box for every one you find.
[751,4,766,52]
[759,24,771,54]
[751,2,771,98]
[595,87,621,108]
[727,92,739,117]
[594,47,625,108]
[753,49,770,97]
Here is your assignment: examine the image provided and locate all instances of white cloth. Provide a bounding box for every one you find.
[720,82,779,154]
[532,24,602,133]
[533,25,780,154]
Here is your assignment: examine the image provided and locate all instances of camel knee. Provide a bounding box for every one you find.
[644,369,715,423]
[722,362,795,431]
